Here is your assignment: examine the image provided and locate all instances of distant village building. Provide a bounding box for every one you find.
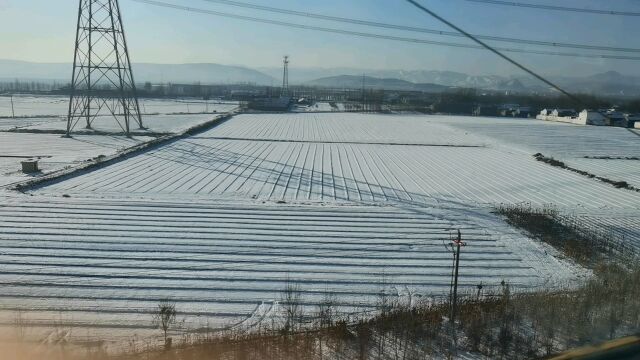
[603,111,627,127]
[498,104,520,117]
[577,110,606,126]
[516,106,532,118]
[473,104,498,117]
[537,108,579,124]
[537,109,579,123]
[626,113,640,128]
[538,108,637,128]
[473,104,532,118]
[248,96,292,111]
[552,109,577,118]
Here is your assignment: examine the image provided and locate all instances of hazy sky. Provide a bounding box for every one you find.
[1,0,639,76]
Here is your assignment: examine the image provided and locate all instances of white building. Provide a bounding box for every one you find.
[627,114,640,128]
[538,108,637,127]
[577,110,606,126]
[551,109,577,117]
[537,108,580,124]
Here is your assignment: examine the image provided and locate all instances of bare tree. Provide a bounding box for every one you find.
[317,289,337,329]
[280,276,303,335]
[153,299,177,349]
[316,288,338,360]
[14,309,26,342]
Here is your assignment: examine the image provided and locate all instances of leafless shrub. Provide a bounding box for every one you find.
[280,276,304,335]
[14,310,27,342]
[152,299,177,350]
[315,288,338,359]
[495,203,636,266]
[316,288,337,329]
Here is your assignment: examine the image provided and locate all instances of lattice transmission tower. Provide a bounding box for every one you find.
[66,0,143,137]
[281,55,289,97]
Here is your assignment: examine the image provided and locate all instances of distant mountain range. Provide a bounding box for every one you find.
[304,69,525,90]
[2,59,639,96]
[0,59,275,85]
[306,70,640,96]
[268,67,640,96]
[306,75,450,93]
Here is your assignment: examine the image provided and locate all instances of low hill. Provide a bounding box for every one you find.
[306,75,451,92]
[0,59,276,85]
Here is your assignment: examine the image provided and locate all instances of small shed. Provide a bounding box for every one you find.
[625,114,640,128]
[21,159,39,173]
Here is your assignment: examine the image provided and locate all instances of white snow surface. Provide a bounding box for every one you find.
[0,195,583,339]
[39,113,640,211]
[0,132,150,188]
[22,113,228,134]
[211,113,485,145]
[0,95,238,134]
[2,112,639,341]
[0,104,238,189]
[429,115,640,190]
[0,95,238,118]
[0,117,60,131]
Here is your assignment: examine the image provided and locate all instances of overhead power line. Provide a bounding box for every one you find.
[463,0,640,17]
[196,0,640,53]
[132,0,640,61]
[405,0,584,107]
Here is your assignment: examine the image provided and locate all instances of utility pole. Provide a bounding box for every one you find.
[281,55,290,98]
[450,229,464,323]
[361,73,366,112]
[448,229,465,358]
[10,94,15,118]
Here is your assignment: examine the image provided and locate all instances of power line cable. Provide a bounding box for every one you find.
[405,0,585,105]
[462,0,640,16]
[131,0,640,61]
[195,0,640,53]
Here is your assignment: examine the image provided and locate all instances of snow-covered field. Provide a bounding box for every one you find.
[0,96,238,189]
[0,132,150,188]
[563,158,640,188]
[1,111,638,343]
[21,113,228,134]
[0,95,238,134]
[0,95,69,117]
[0,195,581,341]
[428,115,640,158]
[212,113,484,145]
[0,117,60,131]
[39,114,640,211]
[0,95,238,118]
[429,115,640,189]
